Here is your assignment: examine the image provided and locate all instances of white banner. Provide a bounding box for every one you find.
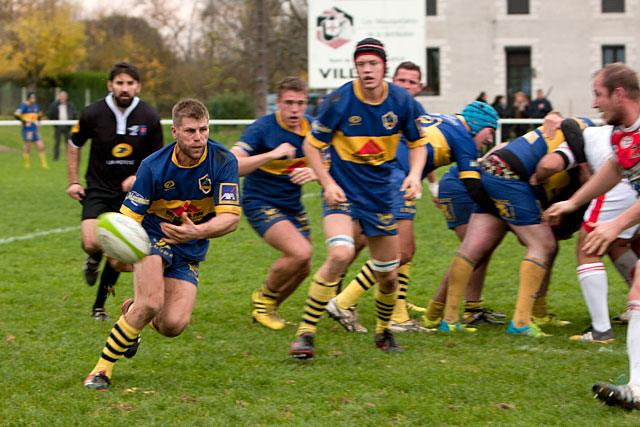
[308,0,426,89]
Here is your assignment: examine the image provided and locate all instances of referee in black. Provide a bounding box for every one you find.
[66,62,163,320]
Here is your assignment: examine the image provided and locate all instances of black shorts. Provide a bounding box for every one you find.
[81,187,127,220]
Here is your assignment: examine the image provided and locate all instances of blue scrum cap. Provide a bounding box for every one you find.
[461,101,499,135]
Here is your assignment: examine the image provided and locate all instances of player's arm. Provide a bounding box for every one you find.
[426,171,439,205]
[231,143,296,176]
[66,115,90,200]
[303,137,346,205]
[400,145,426,200]
[543,157,623,225]
[13,108,24,123]
[162,211,240,244]
[530,152,566,185]
[584,199,640,257]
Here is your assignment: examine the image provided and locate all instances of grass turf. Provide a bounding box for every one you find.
[0,123,639,425]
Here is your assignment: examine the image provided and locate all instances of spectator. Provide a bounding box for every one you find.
[47,91,78,161]
[476,91,488,103]
[491,95,510,118]
[530,89,553,118]
[512,91,530,137]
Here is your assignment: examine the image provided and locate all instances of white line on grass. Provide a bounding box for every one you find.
[302,192,320,199]
[0,226,80,245]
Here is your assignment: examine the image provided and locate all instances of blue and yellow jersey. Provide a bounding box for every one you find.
[395,101,426,175]
[497,117,594,201]
[121,138,241,261]
[14,102,42,128]
[233,111,311,213]
[308,79,426,212]
[419,114,482,181]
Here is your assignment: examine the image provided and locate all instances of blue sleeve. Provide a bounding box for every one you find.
[213,150,242,214]
[452,135,481,179]
[121,161,155,221]
[310,91,345,146]
[235,119,266,155]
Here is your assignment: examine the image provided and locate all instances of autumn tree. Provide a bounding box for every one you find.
[0,0,86,89]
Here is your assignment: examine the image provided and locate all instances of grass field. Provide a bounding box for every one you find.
[1,123,639,426]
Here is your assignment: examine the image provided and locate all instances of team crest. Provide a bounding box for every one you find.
[381,111,398,130]
[621,136,634,149]
[199,174,212,194]
[377,213,394,224]
[316,7,354,49]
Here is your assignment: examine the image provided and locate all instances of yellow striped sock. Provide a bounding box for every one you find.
[444,252,476,324]
[426,299,445,321]
[391,263,411,323]
[336,260,376,309]
[23,153,29,168]
[532,296,548,318]
[375,286,397,334]
[90,315,142,379]
[296,274,339,335]
[38,152,48,168]
[513,258,547,328]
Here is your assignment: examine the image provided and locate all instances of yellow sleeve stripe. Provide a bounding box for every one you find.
[406,136,428,149]
[215,206,242,215]
[307,133,328,149]
[120,205,144,223]
[459,170,480,180]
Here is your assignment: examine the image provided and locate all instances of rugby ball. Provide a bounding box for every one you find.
[96,212,150,264]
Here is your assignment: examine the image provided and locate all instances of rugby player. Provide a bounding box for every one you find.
[14,92,47,169]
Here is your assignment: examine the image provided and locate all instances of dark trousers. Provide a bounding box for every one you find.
[53,126,71,160]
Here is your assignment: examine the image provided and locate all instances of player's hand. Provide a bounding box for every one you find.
[160,212,200,244]
[323,182,347,206]
[271,142,297,160]
[290,167,317,185]
[541,113,562,139]
[400,175,423,201]
[66,183,85,201]
[106,256,134,273]
[582,221,622,256]
[121,175,136,193]
[542,201,575,226]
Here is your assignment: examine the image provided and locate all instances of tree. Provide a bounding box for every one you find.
[0,1,86,89]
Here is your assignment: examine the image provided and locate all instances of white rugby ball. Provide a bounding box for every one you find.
[96,212,150,264]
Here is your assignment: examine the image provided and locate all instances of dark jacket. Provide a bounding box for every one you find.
[47,99,78,121]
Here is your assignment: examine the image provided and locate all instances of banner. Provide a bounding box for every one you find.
[308,0,426,89]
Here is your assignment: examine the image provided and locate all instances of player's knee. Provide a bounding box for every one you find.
[136,298,164,322]
[82,239,101,255]
[327,245,355,269]
[376,271,398,293]
[293,244,312,266]
[399,245,415,266]
[159,319,189,337]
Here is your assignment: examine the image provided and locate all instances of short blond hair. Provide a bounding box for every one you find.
[172,99,210,127]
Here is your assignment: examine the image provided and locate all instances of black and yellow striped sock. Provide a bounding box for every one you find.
[391,263,411,323]
[336,260,376,309]
[296,274,339,335]
[260,282,280,303]
[375,286,397,334]
[89,315,141,379]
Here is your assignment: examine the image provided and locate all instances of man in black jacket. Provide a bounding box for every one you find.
[47,91,78,161]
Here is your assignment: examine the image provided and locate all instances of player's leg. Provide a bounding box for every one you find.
[53,127,63,161]
[22,139,31,168]
[34,138,47,168]
[81,218,103,290]
[442,213,504,330]
[367,234,403,352]
[506,222,556,335]
[150,278,198,338]
[253,220,312,329]
[290,213,354,358]
[390,219,420,326]
[83,254,164,390]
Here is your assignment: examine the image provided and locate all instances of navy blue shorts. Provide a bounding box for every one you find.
[439,168,475,229]
[390,166,416,220]
[323,201,397,236]
[477,171,542,226]
[149,237,200,287]
[243,203,310,238]
[22,125,40,142]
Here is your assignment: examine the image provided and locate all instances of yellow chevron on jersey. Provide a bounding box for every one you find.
[259,157,308,176]
[542,170,570,201]
[423,126,451,168]
[147,198,218,223]
[330,130,402,166]
[19,112,39,122]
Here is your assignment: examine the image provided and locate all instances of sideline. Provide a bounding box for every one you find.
[0,226,80,245]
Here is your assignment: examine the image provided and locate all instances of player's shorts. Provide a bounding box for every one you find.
[22,126,40,142]
[81,187,127,221]
[438,166,475,229]
[323,201,397,236]
[583,181,640,239]
[243,202,310,238]
[477,171,542,226]
[390,165,416,220]
[149,236,200,287]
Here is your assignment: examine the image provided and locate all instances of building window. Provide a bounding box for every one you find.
[424,48,440,96]
[426,0,437,16]
[602,45,625,66]
[507,0,529,14]
[602,0,624,13]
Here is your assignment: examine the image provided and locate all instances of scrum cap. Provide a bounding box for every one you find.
[461,101,499,135]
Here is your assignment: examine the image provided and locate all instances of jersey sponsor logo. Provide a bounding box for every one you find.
[219,183,239,204]
[126,191,150,206]
[284,160,307,174]
[621,136,634,150]
[381,111,398,130]
[353,139,385,162]
[164,181,175,191]
[316,6,354,49]
[415,115,442,136]
[348,116,362,125]
[198,174,212,194]
[127,125,147,136]
[112,143,133,157]
[167,201,202,224]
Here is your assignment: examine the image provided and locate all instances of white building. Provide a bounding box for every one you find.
[417,0,638,119]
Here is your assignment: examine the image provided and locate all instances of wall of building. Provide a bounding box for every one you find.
[416,0,639,119]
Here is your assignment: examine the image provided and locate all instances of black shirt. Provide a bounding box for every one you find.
[71,95,163,192]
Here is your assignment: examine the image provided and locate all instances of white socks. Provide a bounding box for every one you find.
[577,263,611,332]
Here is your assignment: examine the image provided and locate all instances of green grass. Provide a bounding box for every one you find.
[1,124,639,425]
